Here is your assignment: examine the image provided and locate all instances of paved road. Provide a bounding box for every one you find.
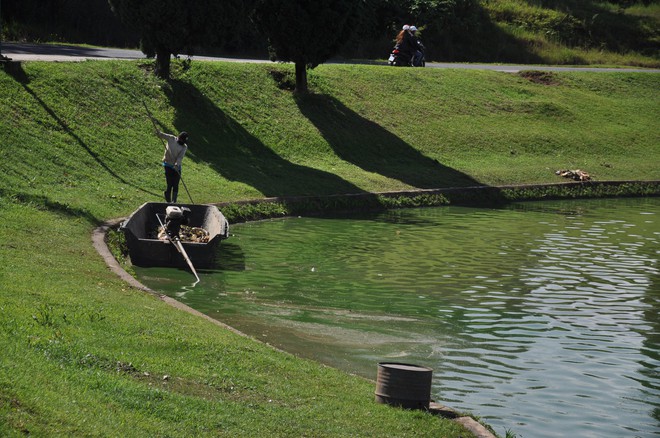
[3,42,659,73]
[1,42,253,63]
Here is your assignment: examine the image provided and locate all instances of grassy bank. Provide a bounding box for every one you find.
[478,0,660,67]
[1,59,658,436]
[3,60,659,217]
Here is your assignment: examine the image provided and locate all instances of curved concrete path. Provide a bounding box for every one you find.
[3,42,659,73]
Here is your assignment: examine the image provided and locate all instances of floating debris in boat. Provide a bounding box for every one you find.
[157,225,210,243]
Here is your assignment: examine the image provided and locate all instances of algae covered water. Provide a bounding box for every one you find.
[135,198,659,437]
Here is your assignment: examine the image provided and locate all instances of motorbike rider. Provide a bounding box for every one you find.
[410,26,425,67]
[395,24,417,65]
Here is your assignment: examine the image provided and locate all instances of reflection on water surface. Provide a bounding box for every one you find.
[136,198,660,438]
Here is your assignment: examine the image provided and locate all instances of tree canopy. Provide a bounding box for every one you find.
[108,0,247,78]
[3,0,656,72]
[253,0,366,92]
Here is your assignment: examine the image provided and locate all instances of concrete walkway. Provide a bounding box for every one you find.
[1,42,271,63]
[3,42,659,73]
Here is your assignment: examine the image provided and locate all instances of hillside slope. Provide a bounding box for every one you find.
[469,0,660,66]
[2,60,659,219]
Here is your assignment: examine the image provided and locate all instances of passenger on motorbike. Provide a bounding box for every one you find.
[394,24,417,66]
[409,26,425,67]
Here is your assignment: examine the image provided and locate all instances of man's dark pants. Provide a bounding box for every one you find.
[164,166,180,203]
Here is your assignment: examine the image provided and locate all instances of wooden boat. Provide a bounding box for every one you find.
[120,202,229,268]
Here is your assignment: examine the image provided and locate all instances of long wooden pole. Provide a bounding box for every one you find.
[156,214,200,283]
[173,239,200,283]
[143,101,159,132]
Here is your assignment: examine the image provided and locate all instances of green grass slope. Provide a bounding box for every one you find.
[0,59,658,436]
[3,60,659,216]
[477,0,660,67]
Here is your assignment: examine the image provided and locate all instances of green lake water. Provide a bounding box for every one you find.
[135,197,659,437]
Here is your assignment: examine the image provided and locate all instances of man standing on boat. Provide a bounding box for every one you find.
[156,130,188,203]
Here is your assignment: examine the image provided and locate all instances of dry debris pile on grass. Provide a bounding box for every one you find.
[555,169,591,181]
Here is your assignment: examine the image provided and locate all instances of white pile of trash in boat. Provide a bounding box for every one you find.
[156,225,210,243]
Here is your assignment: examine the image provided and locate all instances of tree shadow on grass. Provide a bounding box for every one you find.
[3,61,160,199]
[295,93,481,189]
[3,190,99,224]
[163,80,364,198]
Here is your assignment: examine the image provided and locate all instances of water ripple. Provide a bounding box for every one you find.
[137,198,660,438]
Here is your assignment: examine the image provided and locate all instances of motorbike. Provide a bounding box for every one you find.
[388,45,410,66]
[387,43,425,67]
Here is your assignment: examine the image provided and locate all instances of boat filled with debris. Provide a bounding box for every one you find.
[120,202,229,268]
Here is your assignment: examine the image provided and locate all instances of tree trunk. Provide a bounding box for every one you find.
[295,61,308,93]
[155,49,171,79]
